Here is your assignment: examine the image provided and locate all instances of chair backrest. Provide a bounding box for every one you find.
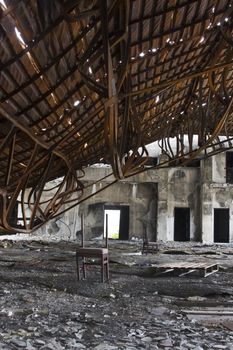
[80,212,108,248]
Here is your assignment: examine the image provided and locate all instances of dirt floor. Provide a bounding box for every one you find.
[0,240,232,349]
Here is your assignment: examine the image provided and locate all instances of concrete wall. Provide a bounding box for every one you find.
[157,167,200,241]
[31,163,200,242]
[78,180,157,241]
[27,151,233,243]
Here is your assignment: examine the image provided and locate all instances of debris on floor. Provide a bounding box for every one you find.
[0,240,232,349]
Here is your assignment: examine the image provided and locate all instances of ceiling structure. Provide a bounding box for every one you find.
[0,0,233,232]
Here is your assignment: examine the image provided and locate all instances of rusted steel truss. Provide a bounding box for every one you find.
[0,0,233,232]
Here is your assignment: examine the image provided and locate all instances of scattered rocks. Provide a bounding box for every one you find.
[0,241,231,349]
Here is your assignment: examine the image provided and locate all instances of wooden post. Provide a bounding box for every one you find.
[105,213,108,248]
[81,213,84,247]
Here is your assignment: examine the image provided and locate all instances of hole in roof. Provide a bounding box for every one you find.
[155,95,160,103]
[88,67,93,74]
[15,27,26,47]
[199,36,205,43]
[217,22,221,26]
[139,52,145,57]
[74,100,80,107]
[0,0,7,9]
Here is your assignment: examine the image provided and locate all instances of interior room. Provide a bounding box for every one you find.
[0,0,233,349]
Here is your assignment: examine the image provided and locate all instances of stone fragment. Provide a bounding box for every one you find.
[11,338,27,348]
[141,336,152,342]
[159,338,173,347]
[39,339,64,350]
[123,294,130,298]
[94,344,118,350]
[153,336,168,341]
[34,339,46,346]
[151,307,169,316]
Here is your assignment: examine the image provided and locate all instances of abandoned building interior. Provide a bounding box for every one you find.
[1,0,233,349]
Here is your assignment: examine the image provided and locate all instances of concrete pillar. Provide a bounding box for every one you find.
[200,157,213,243]
[157,170,169,241]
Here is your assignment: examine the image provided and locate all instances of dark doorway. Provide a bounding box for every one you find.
[174,207,190,241]
[104,205,129,240]
[226,152,233,183]
[214,208,229,243]
[119,206,130,240]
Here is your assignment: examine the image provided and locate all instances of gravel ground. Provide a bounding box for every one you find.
[0,241,232,349]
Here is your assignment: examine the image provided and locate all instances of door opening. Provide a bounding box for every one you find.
[174,207,190,241]
[104,209,121,239]
[104,205,129,240]
[214,208,229,243]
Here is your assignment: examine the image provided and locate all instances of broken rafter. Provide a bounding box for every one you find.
[0,0,232,232]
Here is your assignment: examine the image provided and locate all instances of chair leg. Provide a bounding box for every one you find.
[76,253,80,281]
[106,259,109,281]
[82,257,86,279]
[101,256,104,283]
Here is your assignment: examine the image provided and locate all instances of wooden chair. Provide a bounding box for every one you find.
[76,214,109,282]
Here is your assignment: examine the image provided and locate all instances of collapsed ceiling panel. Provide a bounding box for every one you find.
[0,0,233,232]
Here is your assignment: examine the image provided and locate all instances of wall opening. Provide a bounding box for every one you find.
[104,205,129,240]
[104,209,120,239]
[214,208,229,243]
[174,207,190,241]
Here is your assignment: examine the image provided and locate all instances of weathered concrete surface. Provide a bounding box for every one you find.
[33,163,200,243]
[0,241,232,349]
[18,151,233,244]
[201,153,233,243]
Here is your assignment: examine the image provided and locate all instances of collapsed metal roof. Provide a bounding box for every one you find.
[0,0,233,232]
